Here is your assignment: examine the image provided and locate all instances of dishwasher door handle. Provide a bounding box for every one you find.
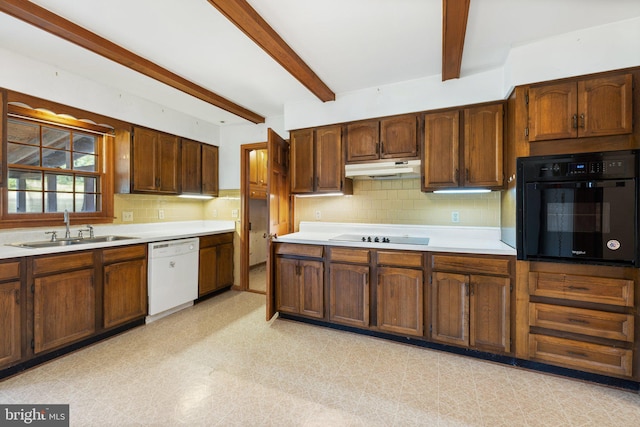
[169,261,176,268]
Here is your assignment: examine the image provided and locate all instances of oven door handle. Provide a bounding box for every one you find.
[532,180,629,190]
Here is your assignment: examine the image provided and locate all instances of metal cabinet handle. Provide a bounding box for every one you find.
[579,113,585,128]
[572,114,578,129]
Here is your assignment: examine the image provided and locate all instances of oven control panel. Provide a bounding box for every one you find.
[520,150,637,181]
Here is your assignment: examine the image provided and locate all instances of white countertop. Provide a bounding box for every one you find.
[275,222,516,256]
[0,220,236,260]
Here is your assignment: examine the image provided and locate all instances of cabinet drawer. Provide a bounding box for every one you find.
[529,334,633,377]
[200,233,233,248]
[32,251,94,276]
[530,303,634,342]
[329,247,370,264]
[529,272,634,307]
[432,254,510,276]
[102,244,146,264]
[275,243,323,258]
[0,261,20,282]
[377,251,423,268]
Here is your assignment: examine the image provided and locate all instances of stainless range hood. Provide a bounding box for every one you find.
[345,159,420,179]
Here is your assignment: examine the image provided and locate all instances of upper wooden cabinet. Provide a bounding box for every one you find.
[130,126,179,194]
[346,115,419,163]
[528,73,633,142]
[290,125,346,194]
[181,138,219,196]
[201,144,219,196]
[423,103,504,191]
[249,148,268,199]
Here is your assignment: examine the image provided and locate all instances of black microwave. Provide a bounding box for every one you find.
[516,150,639,266]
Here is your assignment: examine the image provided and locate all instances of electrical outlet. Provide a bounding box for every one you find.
[315,210,321,220]
[231,209,239,218]
[122,211,133,222]
[158,209,165,219]
[212,209,218,218]
[451,211,460,223]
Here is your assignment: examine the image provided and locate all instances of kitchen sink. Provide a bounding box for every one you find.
[8,235,137,249]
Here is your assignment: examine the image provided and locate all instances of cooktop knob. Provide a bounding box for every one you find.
[374,237,380,242]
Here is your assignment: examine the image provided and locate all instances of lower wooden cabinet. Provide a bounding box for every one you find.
[199,233,234,296]
[103,245,147,329]
[328,248,370,328]
[377,266,424,337]
[275,244,324,319]
[0,280,22,368]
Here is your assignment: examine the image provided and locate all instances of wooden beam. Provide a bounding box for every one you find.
[442,0,470,81]
[0,0,265,124]
[208,0,335,102]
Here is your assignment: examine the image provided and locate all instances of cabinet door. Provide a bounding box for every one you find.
[249,149,259,186]
[217,242,234,289]
[431,271,469,346]
[132,127,159,192]
[528,82,578,141]
[300,260,324,319]
[423,111,459,189]
[158,133,179,193]
[470,275,510,353]
[380,115,418,159]
[346,121,379,162]
[275,257,299,314]
[316,125,343,193]
[329,263,369,328]
[377,267,423,337]
[199,246,218,296]
[464,104,503,188]
[34,269,95,354]
[290,129,315,193]
[202,144,219,196]
[181,139,202,194]
[257,149,268,187]
[103,259,147,329]
[0,281,21,367]
[578,74,633,138]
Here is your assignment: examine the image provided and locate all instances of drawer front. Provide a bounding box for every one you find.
[529,334,633,377]
[530,303,634,342]
[329,247,370,264]
[377,251,423,268]
[529,272,634,307]
[432,254,510,276]
[102,244,146,264]
[200,232,233,248]
[33,251,95,276]
[275,243,323,258]
[0,261,21,282]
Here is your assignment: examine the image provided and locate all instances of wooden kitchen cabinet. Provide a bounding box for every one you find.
[131,126,179,194]
[102,245,147,329]
[528,73,633,141]
[423,103,504,191]
[346,115,418,163]
[431,254,512,353]
[249,148,268,199]
[328,247,370,328]
[201,143,219,196]
[275,244,324,318]
[199,233,234,296]
[290,125,346,194]
[181,138,219,196]
[0,260,22,369]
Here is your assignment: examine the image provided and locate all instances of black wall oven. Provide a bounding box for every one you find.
[517,150,639,266]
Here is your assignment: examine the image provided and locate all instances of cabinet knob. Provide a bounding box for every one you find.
[572,114,578,129]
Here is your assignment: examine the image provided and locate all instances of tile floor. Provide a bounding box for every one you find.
[1,291,639,426]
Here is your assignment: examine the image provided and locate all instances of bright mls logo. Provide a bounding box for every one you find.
[0,405,68,426]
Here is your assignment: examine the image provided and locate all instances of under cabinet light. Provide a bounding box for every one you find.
[294,192,347,198]
[433,189,491,194]
[178,194,215,200]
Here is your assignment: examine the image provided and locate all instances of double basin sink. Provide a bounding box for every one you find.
[9,235,136,249]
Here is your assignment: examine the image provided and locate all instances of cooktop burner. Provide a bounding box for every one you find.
[329,234,430,246]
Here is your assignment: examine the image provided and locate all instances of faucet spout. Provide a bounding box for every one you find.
[63,209,71,238]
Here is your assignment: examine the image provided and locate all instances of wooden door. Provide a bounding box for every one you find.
[377,267,424,337]
[158,133,179,193]
[431,271,469,346]
[199,246,218,296]
[315,125,343,193]
[290,129,314,193]
[275,257,299,314]
[216,242,234,289]
[33,269,95,354]
[103,259,147,329]
[578,74,633,138]
[528,81,578,141]
[329,263,370,328]
[266,129,291,320]
[300,259,324,319]
[0,281,21,367]
[423,111,459,189]
[380,115,418,159]
[201,144,219,196]
[132,127,159,192]
[346,120,379,162]
[181,139,202,194]
[464,103,503,188]
[470,275,510,353]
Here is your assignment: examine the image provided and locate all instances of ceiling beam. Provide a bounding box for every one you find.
[0,0,265,124]
[207,0,335,102]
[442,0,471,81]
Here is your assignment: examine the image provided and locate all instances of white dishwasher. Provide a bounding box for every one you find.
[147,237,199,323]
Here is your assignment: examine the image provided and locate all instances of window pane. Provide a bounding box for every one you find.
[7,119,39,145]
[45,192,74,213]
[76,193,99,212]
[42,126,70,150]
[44,173,74,192]
[75,176,98,193]
[7,143,40,166]
[73,153,97,172]
[42,149,70,169]
[8,170,42,191]
[73,134,96,154]
[8,190,42,213]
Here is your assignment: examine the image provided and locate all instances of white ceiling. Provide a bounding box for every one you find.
[0,0,639,126]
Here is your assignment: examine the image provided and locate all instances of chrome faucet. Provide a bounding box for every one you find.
[63,209,71,239]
